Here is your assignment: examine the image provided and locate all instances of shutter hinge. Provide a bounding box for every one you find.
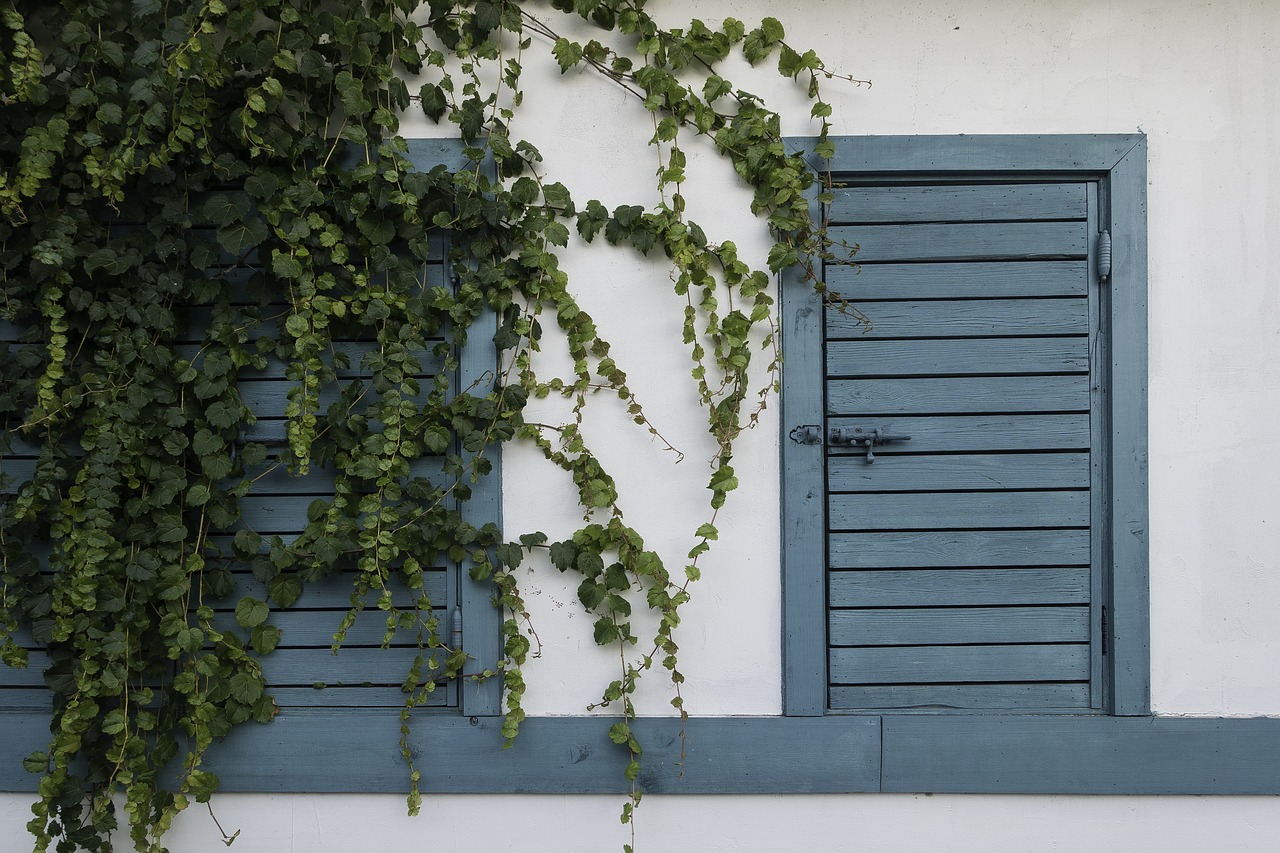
[451,606,463,651]
[1101,605,1108,656]
[1097,231,1112,282]
[788,424,823,445]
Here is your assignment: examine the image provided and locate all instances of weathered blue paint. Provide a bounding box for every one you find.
[0,137,497,722]
[786,134,1149,714]
[0,711,1276,794]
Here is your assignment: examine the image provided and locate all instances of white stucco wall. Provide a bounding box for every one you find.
[6,0,1280,849]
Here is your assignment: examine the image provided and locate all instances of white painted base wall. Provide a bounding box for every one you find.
[6,0,1280,849]
[3,793,1278,853]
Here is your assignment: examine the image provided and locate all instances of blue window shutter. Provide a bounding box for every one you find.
[823,179,1102,712]
[0,140,502,742]
[778,132,1157,719]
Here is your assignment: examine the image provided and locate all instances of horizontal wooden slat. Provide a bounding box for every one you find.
[195,257,449,302]
[177,342,446,380]
[258,647,446,685]
[830,490,1089,530]
[830,643,1090,684]
[829,568,1091,607]
[826,415,1090,453]
[0,459,34,492]
[235,378,430,414]
[238,379,396,412]
[6,603,449,651]
[826,298,1088,339]
[830,222,1088,263]
[216,569,448,611]
[223,608,447,648]
[238,492,458,532]
[0,645,453,688]
[828,453,1090,492]
[0,689,54,709]
[829,530,1091,569]
[827,337,1088,377]
[0,435,74,457]
[829,606,1090,646]
[0,323,38,342]
[0,673,454,707]
[175,308,447,346]
[829,183,1088,224]
[3,457,452,498]
[824,260,1088,300]
[827,375,1090,415]
[0,657,46,687]
[269,685,449,707]
[242,455,448,496]
[238,495,337,532]
[830,682,1090,711]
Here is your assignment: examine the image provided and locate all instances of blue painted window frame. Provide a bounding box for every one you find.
[780,134,1151,717]
[0,138,504,788]
[5,135,1280,797]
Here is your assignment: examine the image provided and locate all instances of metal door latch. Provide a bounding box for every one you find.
[829,426,911,463]
[788,425,823,445]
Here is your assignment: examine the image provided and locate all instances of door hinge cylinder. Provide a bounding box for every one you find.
[1098,231,1112,281]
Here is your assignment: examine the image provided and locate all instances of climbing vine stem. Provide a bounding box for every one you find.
[0,1,856,851]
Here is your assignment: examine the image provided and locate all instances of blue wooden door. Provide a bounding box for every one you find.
[822,181,1104,711]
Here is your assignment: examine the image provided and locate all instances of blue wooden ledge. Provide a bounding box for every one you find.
[3,711,1279,794]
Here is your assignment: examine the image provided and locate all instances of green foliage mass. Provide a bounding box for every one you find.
[0,1,843,850]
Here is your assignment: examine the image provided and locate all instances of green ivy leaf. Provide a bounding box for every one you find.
[592,617,618,645]
[249,625,282,654]
[548,540,576,570]
[234,597,270,629]
[217,219,268,256]
[577,578,606,610]
[419,84,447,122]
[552,38,583,72]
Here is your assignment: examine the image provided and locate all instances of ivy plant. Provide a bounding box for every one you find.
[0,1,853,850]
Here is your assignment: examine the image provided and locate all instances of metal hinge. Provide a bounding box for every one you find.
[1101,605,1108,656]
[1098,231,1112,282]
[788,424,823,445]
[451,606,463,650]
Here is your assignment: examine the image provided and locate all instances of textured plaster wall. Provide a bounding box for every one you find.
[5,1,1280,850]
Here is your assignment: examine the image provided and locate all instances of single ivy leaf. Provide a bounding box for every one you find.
[419,84,447,122]
[249,625,282,655]
[577,578,606,610]
[552,38,583,73]
[603,563,630,591]
[284,313,309,338]
[493,542,523,569]
[216,219,268,256]
[234,597,270,629]
[357,215,395,245]
[205,401,240,429]
[474,0,500,33]
[229,672,263,705]
[233,529,262,559]
[268,574,302,607]
[203,193,252,227]
[272,251,304,280]
[186,769,220,803]
[593,617,619,645]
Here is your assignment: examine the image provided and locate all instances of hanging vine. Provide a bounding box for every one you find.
[0,1,858,851]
